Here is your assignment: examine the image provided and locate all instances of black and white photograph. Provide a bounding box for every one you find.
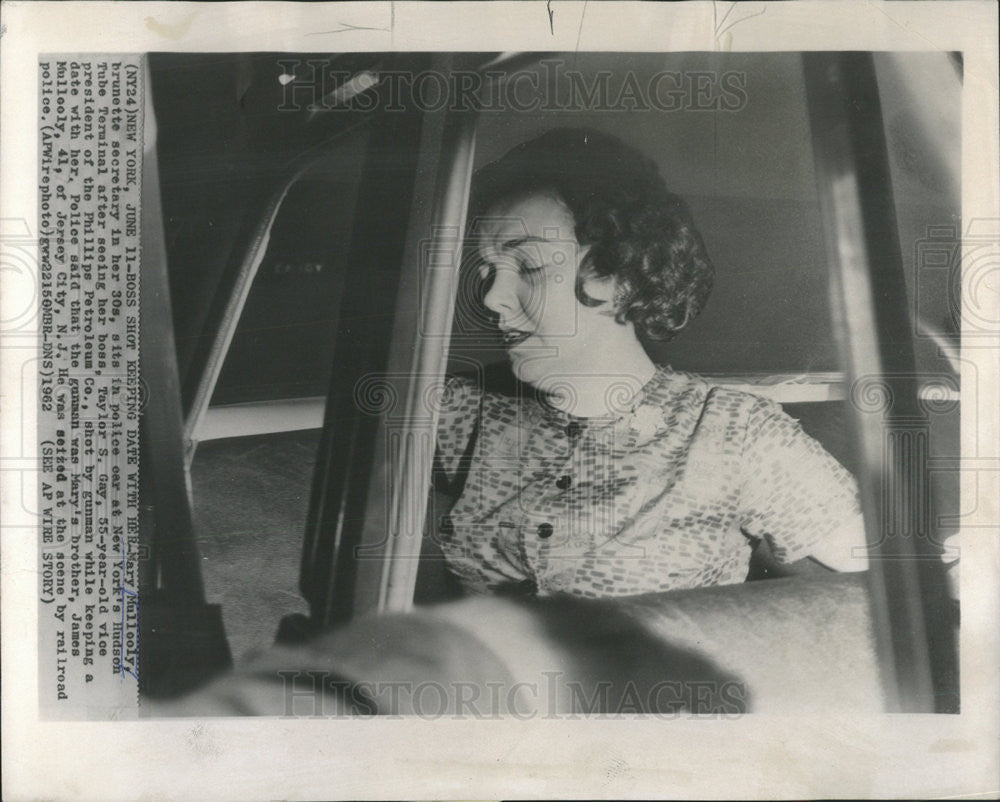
[2,3,998,800]
[141,48,962,716]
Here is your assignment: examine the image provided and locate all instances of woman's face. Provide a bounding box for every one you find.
[477,193,614,390]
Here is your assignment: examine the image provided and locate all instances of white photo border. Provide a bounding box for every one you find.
[2,2,998,799]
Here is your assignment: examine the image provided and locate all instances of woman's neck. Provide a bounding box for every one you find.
[541,336,657,418]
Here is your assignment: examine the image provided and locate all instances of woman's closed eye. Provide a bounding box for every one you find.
[477,257,546,282]
[516,257,546,276]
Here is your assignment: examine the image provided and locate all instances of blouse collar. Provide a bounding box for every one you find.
[532,365,676,450]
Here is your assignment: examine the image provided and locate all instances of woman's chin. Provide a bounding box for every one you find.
[512,363,574,404]
[509,360,537,387]
[508,353,549,388]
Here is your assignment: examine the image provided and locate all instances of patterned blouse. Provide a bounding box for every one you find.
[434,365,860,598]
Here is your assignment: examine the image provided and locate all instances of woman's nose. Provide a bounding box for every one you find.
[482,267,518,316]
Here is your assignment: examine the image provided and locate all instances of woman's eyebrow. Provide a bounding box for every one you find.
[498,235,550,252]
[476,235,549,270]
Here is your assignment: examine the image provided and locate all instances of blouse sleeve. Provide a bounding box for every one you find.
[739,397,862,564]
[434,375,483,490]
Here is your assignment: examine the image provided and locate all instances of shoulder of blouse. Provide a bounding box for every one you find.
[441,373,484,409]
[643,368,791,455]
[644,367,768,414]
[444,373,541,412]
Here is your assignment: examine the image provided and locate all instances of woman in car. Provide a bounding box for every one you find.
[434,127,868,598]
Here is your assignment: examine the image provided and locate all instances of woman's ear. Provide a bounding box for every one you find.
[574,247,626,314]
[579,273,619,306]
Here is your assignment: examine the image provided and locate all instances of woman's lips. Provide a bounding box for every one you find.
[501,328,532,347]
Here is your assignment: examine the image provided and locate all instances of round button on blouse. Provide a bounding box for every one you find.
[565,421,584,439]
[556,475,572,490]
[537,522,554,539]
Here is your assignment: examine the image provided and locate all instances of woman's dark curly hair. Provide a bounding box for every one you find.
[470,127,714,341]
